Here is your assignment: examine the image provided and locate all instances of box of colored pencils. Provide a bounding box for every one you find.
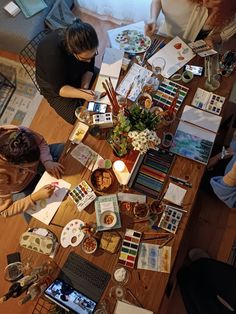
[118,229,142,268]
[128,148,175,199]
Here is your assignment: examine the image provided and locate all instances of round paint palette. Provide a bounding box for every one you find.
[115,30,151,54]
[60,219,85,248]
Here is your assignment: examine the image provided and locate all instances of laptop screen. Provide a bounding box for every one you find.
[44,279,97,314]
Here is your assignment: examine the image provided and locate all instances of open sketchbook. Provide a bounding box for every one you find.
[94,48,124,104]
[170,105,222,165]
[148,36,195,78]
[27,172,71,225]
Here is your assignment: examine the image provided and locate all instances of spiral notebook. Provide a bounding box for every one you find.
[16,0,47,18]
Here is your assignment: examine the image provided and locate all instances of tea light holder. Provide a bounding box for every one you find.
[112,160,130,185]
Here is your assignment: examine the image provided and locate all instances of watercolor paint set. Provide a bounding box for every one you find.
[69,180,96,212]
[153,78,189,112]
[191,87,225,115]
[128,148,175,199]
[118,229,142,268]
[158,205,183,234]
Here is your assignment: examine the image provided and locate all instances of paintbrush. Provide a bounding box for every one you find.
[143,235,170,241]
[159,235,174,248]
[89,153,98,172]
[108,77,120,113]
[80,153,92,178]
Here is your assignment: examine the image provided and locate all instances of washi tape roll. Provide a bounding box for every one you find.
[171,74,182,81]
[181,70,194,83]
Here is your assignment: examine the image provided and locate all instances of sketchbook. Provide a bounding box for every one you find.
[191,87,225,115]
[170,105,222,165]
[27,172,71,225]
[148,36,195,78]
[94,48,124,104]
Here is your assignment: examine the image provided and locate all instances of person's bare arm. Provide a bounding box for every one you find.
[59,85,96,102]
[81,71,94,89]
[145,0,162,36]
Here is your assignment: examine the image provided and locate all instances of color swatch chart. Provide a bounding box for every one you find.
[131,148,175,199]
[153,78,189,111]
[158,205,183,234]
[191,88,225,115]
[118,229,142,268]
[69,180,96,212]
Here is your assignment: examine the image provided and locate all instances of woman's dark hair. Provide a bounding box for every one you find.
[65,18,99,54]
[0,128,40,164]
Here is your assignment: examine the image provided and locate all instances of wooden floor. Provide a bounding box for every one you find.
[0,10,236,314]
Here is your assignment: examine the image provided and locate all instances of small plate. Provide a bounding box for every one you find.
[100,211,117,228]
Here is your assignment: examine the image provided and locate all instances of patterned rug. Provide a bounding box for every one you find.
[0,56,42,127]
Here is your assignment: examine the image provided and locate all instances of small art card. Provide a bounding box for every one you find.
[148,36,195,78]
[163,182,187,206]
[137,243,171,273]
[27,172,71,225]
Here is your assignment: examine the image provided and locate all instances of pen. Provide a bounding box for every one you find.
[169,176,192,188]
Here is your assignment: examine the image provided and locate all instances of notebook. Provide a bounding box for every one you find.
[170,105,222,165]
[114,300,154,314]
[44,252,111,313]
[15,0,47,18]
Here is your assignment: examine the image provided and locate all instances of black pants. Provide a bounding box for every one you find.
[177,258,236,314]
[36,69,99,125]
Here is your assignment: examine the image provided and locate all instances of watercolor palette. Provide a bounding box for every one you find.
[158,205,183,234]
[153,78,189,112]
[118,229,142,268]
[69,181,96,212]
[60,219,85,248]
[191,88,225,115]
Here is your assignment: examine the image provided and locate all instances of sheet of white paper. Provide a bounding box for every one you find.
[148,36,195,78]
[107,21,145,49]
[181,105,222,133]
[70,142,103,171]
[164,182,187,206]
[137,243,171,273]
[27,172,71,225]
[114,301,154,314]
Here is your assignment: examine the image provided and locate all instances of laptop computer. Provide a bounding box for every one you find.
[44,252,111,313]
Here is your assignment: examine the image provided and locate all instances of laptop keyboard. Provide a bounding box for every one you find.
[61,251,111,302]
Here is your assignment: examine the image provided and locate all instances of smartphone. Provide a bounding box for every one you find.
[87,102,107,114]
[185,64,204,76]
[7,252,21,265]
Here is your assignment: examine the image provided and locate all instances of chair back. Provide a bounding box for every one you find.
[19,30,51,91]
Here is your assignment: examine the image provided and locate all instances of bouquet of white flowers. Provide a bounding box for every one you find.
[128,129,161,154]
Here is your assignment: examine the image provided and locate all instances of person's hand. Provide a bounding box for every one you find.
[204,37,214,49]
[31,185,55,202]
[145,20,157,36]
[80,89,96,101]
[44,161,64,179]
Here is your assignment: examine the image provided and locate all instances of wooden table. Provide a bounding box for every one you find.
[23,54,236,314]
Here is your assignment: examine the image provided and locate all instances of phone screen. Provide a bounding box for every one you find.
[185,65,204,76]
[87,102,107,113]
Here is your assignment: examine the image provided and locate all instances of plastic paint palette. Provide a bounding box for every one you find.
[118,229,142,268]
[60,219,85,248]
[69,181,96,212]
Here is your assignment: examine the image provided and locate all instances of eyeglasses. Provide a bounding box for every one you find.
[74,50,98,62]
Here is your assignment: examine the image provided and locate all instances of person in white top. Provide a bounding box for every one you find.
[145,0,236,47]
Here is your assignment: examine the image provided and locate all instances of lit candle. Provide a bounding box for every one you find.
[113,160,125,172]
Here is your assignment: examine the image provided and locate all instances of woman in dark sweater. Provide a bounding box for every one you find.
[36,18,99,125]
